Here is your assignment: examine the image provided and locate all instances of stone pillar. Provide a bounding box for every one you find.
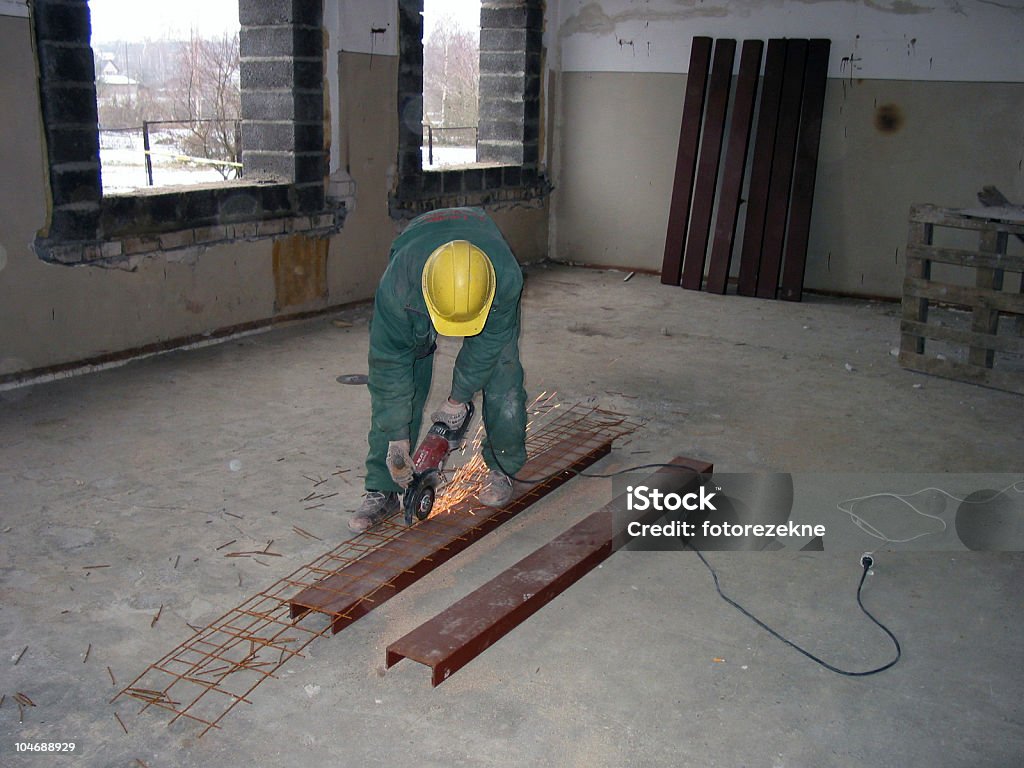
[239,0,325,211]
[396,0,424,199]
[32,0,102,241]
[477,0,541,170]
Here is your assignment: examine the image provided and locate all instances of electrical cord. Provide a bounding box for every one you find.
[489,450,902,675]
[683,544,901,676]
[479,413,903,675]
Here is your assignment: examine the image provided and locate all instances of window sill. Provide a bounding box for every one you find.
[36,200,345,267]
[390,168,549,218]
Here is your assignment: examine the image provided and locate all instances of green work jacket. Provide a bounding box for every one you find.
[368,208,524,442]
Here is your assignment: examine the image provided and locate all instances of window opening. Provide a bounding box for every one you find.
[394,0,543,211]
[422,0,480,170]
[89,0,241,193]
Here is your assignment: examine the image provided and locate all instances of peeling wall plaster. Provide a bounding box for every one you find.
[555,0,1024,81]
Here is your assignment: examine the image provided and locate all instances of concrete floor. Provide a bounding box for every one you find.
[1,265,1022,767]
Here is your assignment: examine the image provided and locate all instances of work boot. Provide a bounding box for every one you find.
[347,491,400,533]
[478,470,514,508]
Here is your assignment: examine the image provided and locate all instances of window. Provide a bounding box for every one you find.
[89,0,242,193]
[31,0,336,265]
[393,0,545,214]
[422,0,480,170]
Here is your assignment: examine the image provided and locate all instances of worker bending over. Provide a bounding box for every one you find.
[349,207,527,533]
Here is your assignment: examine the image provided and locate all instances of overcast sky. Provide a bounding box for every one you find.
[423,0,480,42]
[89,0,239,43]
[88,0,481,45]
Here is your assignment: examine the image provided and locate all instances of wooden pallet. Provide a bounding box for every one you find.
[899,204,1024,395]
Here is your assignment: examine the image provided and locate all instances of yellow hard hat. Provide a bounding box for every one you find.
[422,240,496,336]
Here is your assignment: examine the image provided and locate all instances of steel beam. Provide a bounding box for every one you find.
[661,37,713,286]
[385,456,713,686]
[289,431,615,633]
[681,39,736,291]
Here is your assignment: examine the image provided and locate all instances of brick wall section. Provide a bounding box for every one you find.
[239,0,326,212]
[396,0,425,201]
[477,0,543,173]
[391,0,547,216]
[32,0,103,242]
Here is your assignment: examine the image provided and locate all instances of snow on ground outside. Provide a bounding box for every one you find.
[100,149,230,192]
[422,146,476,168]
[99,128,237,193]
[100,135,478,193]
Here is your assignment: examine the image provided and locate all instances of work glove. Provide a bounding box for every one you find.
[386,439,413,488]
[431,399,469,430]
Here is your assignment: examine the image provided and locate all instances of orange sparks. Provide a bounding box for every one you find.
[425,392,564,519]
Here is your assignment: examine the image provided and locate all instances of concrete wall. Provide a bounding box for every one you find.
[548,0,1024,297]
[328,49,402,306]
[0,2,548,382]
[0,16,271,378]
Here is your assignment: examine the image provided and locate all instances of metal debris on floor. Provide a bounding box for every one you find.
[112,403,640,737]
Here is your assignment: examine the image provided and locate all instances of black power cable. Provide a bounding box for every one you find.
[480,419,901,676]
[684,547,901,676]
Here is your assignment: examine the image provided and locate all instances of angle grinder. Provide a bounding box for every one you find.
[401,401,476,524]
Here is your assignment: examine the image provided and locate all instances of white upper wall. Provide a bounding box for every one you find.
[332,0,399,55]
[553,0,1024,81]
[0,0,27,18]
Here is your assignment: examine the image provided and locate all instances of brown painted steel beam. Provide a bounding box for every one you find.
[705,40,764,295]
[737,39,787,296]
[756,39,808,299]
[386,456,714,686]
[681,39,737,291]
[779,39,831,302]
[289,431,615,633]
[661,37,713,286]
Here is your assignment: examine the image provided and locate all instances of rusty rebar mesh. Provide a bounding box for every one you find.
[112,401,640,736]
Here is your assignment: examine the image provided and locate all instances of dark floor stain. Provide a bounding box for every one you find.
[568,324,613,338]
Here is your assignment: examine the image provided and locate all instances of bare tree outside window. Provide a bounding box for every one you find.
[422,2,480,169]
[174,30,241,178]
[90,0,241,192]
